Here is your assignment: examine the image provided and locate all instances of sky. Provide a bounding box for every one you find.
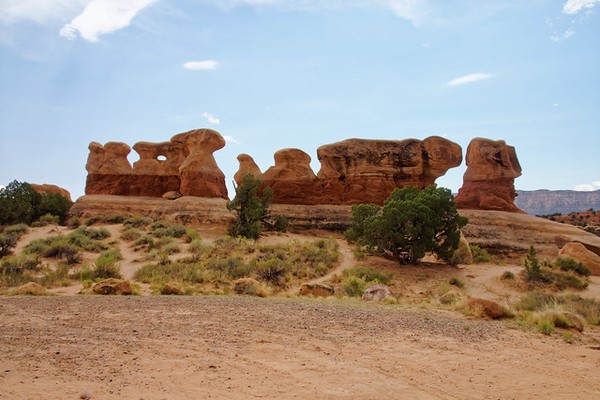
[0,0,599,200]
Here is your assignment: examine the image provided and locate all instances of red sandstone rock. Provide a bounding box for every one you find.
[455,138,523,213]
[235,136,462,205]
[84,129,228,199]
[30,184,72,201]
[558,242,600,276]
[234,154,262,184]
[171,129,228,199]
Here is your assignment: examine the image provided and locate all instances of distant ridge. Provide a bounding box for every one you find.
[515,189,600,216]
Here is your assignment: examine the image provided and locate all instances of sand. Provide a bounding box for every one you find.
[1,296,599,400]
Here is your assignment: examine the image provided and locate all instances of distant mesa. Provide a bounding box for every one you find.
[84,129,228,199]
[235,136,463,206]
[455,138,523,213]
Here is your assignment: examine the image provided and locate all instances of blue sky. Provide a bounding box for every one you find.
[1,0,599,199]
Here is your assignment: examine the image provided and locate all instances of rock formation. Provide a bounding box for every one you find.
[30,184,72,201]
[234,136,462,205]
[558,242,600,276]
[455,138,522,213]
[84,129,227,199]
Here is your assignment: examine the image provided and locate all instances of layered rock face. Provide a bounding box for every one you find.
[234,136,462,205]
[85,129,227,199]
[455,138,522,213]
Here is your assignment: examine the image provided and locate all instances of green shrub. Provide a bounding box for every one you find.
[501,271,515,280]
[227,174,272,239]
[342,276,369,297]
[553,257,591,277]
[134,235,156,249]
[449,277,464,288]
[205,257,249,279]
[3,223,29,237]
[151,221,186,238]
[0,234,17,258]
[104,214,125,224]
[537,320,555,335]
[523,246,542,281]
[188,239,211,256]
[124,216,152,228]
[184,228,201,243]
[273,214,289,233]
[76,249,122,280]
[343,267,392,285]
[33,213,60,227]
[121,228,142,241]
[254,258,289,286]
[0,254,39,287]
[470,245,495,263]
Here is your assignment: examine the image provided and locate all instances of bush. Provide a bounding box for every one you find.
[121,228,142,241]
[0,234,17,258]
[523,246,542,282]
[151,221,186,238]
[77,249,122,280]
[345,186,467,264]
[124,216,153,228]
[470,245,495,264]
[184,228,201,243]
[104,214,125,224]
[205,257,249,279]
[0,255,39,287]
[33,213,60,227]
[254,258,289,286]
[554,257,591,277]
[342,276,369,297]
[449,277,464,288]
[227,174,272,239]
[3,223,29,236]
[501,271,515,280]
[343,267,392,285]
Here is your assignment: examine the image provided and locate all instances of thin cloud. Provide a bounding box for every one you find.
[447,73,492,87]
[183,60,219,70]
[563,0,600,14]
[574,181,600,191]
[202,112,220,125]
[214,0,428,25]
[59,0,156,42]
[223,135,240,144]
[551,29,575,42]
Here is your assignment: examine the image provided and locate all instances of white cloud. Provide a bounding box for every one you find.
[0,0,89,25]
[551,29,576,42]
[574,181,600,191]
[223,135,239,144]
[563,0,600,15]
[183,60,219,70]
[202,112,220,125]
[211,0,428,25]
[59,0,156,42]
[447,73,492,87]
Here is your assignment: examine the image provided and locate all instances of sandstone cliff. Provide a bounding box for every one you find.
[515,189,600,216]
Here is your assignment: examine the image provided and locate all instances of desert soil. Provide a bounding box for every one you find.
[1,296,600,400]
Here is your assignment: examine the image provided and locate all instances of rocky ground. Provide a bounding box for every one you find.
[2,296,600,400]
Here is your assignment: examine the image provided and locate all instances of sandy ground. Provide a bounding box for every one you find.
[1,296,600,400]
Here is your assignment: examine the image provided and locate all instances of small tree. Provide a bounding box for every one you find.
[0,181,41,225]
[227,174,272,239]
[523,245,542,281]
[345,185,468,264]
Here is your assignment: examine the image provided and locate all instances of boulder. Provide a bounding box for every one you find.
[233,278,263,296]
[467,298,511,319]
[558,242,600,276]
[455,138,523,213]
[92,278,133,295]
[160,283,183,295]
[30,184,72,201]
[10,282,49,296]
[299,283,335,297]
[162,191,182,200]
[362,284,393,301]
[234,154,262,184]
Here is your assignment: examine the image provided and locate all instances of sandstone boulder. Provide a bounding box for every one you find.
[171,129,228,199]
[30,184,72,201]
[362,284,393,301]
[10,282,49,296]
[558,242,600,276]
[234,154,262,184]
[455,138,523,213]
[162,191,182,200]
[467,298,512,319]
[160,283,183,295]
[233,278,264,296]
[299,283,335,297]
[92,278,133,295]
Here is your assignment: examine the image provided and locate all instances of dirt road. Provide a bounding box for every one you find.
[1,296,599,399]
